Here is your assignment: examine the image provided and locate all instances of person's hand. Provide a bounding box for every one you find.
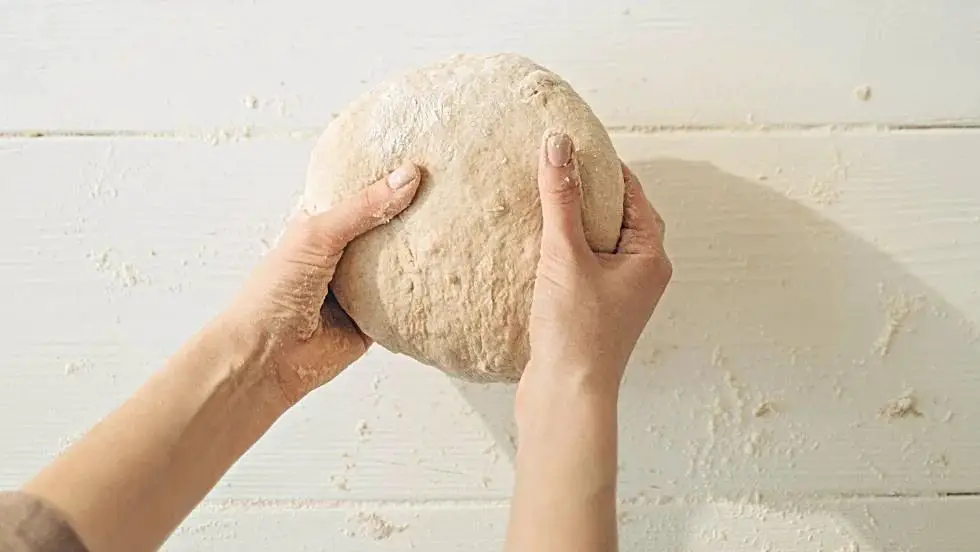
[222,163,422,404]
[520,132,672,398]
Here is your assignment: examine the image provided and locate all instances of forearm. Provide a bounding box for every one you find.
[506,374,620,552]
[22,318,288,552]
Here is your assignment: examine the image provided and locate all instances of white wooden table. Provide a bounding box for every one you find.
[2,1,979,549]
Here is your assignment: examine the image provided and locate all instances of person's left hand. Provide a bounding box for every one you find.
[222,163,421,404]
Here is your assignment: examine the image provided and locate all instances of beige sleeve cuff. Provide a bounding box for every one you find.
[0,492,88,552]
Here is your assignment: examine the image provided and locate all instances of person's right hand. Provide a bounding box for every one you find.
[520,132,672,398]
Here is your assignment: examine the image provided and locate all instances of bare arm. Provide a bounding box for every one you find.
[508,382,621,552]
[22,320,285,552]
[19,164,422,552]
[504,133,672,552]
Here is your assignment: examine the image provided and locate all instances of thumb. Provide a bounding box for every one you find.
[261,163,420,321]
[311,162,421,250]
[537,131,588,253]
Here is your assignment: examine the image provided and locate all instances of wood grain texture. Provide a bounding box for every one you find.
[1,133,978,507]
[163,497,980,551]
[2,0,979,131]
[5,1,980,548]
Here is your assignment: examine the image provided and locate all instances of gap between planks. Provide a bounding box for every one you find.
[202,492,980,512]
[2,121,980,142]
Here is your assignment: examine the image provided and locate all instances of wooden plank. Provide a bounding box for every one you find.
[1,132,979,503]
[163,496,980,551]
[2,0,979,130]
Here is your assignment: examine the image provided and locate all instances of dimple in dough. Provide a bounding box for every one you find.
[305,53,624,383]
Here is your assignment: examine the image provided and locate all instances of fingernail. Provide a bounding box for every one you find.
[546,133,572,167]
[387,164,418,189]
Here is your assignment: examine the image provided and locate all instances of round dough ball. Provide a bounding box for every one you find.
[305,53,623,383]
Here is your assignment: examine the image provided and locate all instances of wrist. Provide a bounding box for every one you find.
[517,357,621,411]
[513,367,620,494]
[515,363,620,435]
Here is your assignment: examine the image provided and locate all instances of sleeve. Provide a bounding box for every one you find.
[0,492,89,552]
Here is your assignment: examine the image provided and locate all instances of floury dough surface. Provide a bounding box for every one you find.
[305,53,624,382]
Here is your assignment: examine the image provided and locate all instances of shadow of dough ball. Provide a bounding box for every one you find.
[305,53,624,383]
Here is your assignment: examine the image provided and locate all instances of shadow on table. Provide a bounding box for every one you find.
[451,157,980,549]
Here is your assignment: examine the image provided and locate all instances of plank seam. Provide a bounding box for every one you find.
[2,121,980,141]
[199,492,980,512]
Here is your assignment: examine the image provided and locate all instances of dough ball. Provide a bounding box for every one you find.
[305,53,623,383]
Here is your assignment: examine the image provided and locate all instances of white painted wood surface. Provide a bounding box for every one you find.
[2,0,980,130]
[165,497,980,551]
[2,0,980,549]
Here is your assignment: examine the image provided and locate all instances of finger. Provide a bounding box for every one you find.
[617,162,667,254]
[621,163,665,237]
[312,162,422,249]
[537,131,588,253]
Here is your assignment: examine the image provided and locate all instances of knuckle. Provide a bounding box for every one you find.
[652,216,666,240]
[619,227,656,253]
[659,255,674,282]
[624,166,640,187]
[638,250,673,281]
[357,185,383,215]
[360,183,400,223]
[543,176,581,207]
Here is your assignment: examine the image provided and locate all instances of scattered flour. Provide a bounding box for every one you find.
[854,84,873,101]
[926,452,950,475]
[90,249,148,288]
[173,519,239,541]
[199,126,255,146]
[56,431,84,453]
[617,509,634,524]
[753,401,775,418]
[344,512,407,541]
[482,442,501,464]
[872,285,924,356]
[86,144,119,200]
[89,180,118,200]
[330,475,350,492]
[265,97,290,117]
[808,179,840,206]
[364,76,459,170]
[742,430,765,456]
[63,360,90,376]
[710,345,725,367]
[355,420,371,440]
[879,392,923,420]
